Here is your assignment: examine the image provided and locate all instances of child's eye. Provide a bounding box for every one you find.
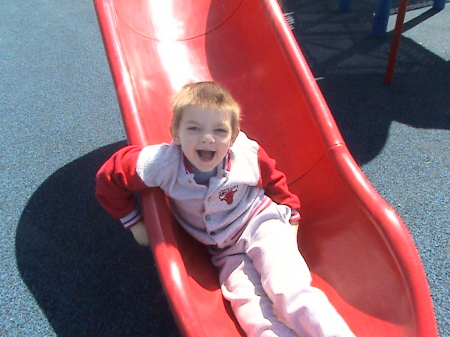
[215,128,228,133]
[187,126,200,131]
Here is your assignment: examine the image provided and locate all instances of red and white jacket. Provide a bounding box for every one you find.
[96,132,300,247]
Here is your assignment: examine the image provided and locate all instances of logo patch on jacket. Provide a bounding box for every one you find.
[219,185,238,205]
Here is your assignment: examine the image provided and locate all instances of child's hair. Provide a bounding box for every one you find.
[171,82,241,138]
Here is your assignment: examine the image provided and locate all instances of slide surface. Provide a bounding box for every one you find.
[93,0,438,336]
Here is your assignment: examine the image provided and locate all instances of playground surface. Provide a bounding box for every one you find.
[1,0,448,336]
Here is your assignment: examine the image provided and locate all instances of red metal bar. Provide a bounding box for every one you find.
[385,0,409,84]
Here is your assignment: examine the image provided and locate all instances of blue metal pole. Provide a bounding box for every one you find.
[372,0,393,36]
[339,0,352,12]
[433,0,446,10]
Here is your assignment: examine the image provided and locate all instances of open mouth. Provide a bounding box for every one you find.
[197,150,215,161]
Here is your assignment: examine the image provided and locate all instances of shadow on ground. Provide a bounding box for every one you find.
[282,0,450,164]
[15,2,448,336]
[16,142,178,337]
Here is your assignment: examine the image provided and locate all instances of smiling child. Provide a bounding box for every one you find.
[95,81,354,337]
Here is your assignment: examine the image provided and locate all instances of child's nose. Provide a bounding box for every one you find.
[201,132,214,144]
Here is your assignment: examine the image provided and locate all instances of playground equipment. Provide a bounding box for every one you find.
[385,0,446,83]
[339,0,446,83]
[94,0,438,335]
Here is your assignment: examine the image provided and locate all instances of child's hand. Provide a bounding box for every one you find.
[290,220,299,239]
[129,220,149,246]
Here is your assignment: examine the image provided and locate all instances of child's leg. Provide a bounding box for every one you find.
[213,251,298,337]
[246,218,355,337]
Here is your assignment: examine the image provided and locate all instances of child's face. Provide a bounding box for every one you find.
[173,105,237,172]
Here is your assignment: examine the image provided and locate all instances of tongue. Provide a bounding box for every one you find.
[198,150,214,161]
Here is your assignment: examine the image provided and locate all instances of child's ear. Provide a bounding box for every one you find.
[230,128,240,146]
[171,126,181,145]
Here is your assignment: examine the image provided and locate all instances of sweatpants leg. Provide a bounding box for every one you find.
[246,219,355,337]
[214,252,298,337]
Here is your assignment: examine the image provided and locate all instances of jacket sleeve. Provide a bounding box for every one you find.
[257,146,301,221]
[95,145,148,228]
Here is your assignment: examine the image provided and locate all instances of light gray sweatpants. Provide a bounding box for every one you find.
[210,203,355,337]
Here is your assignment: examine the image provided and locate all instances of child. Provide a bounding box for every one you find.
[96,82,355,337]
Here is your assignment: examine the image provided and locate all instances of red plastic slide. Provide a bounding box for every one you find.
[93,0,438,336]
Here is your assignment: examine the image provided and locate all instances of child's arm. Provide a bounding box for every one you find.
[96,145,148,230]
[257,146,301,223]
[96,143,177,246]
